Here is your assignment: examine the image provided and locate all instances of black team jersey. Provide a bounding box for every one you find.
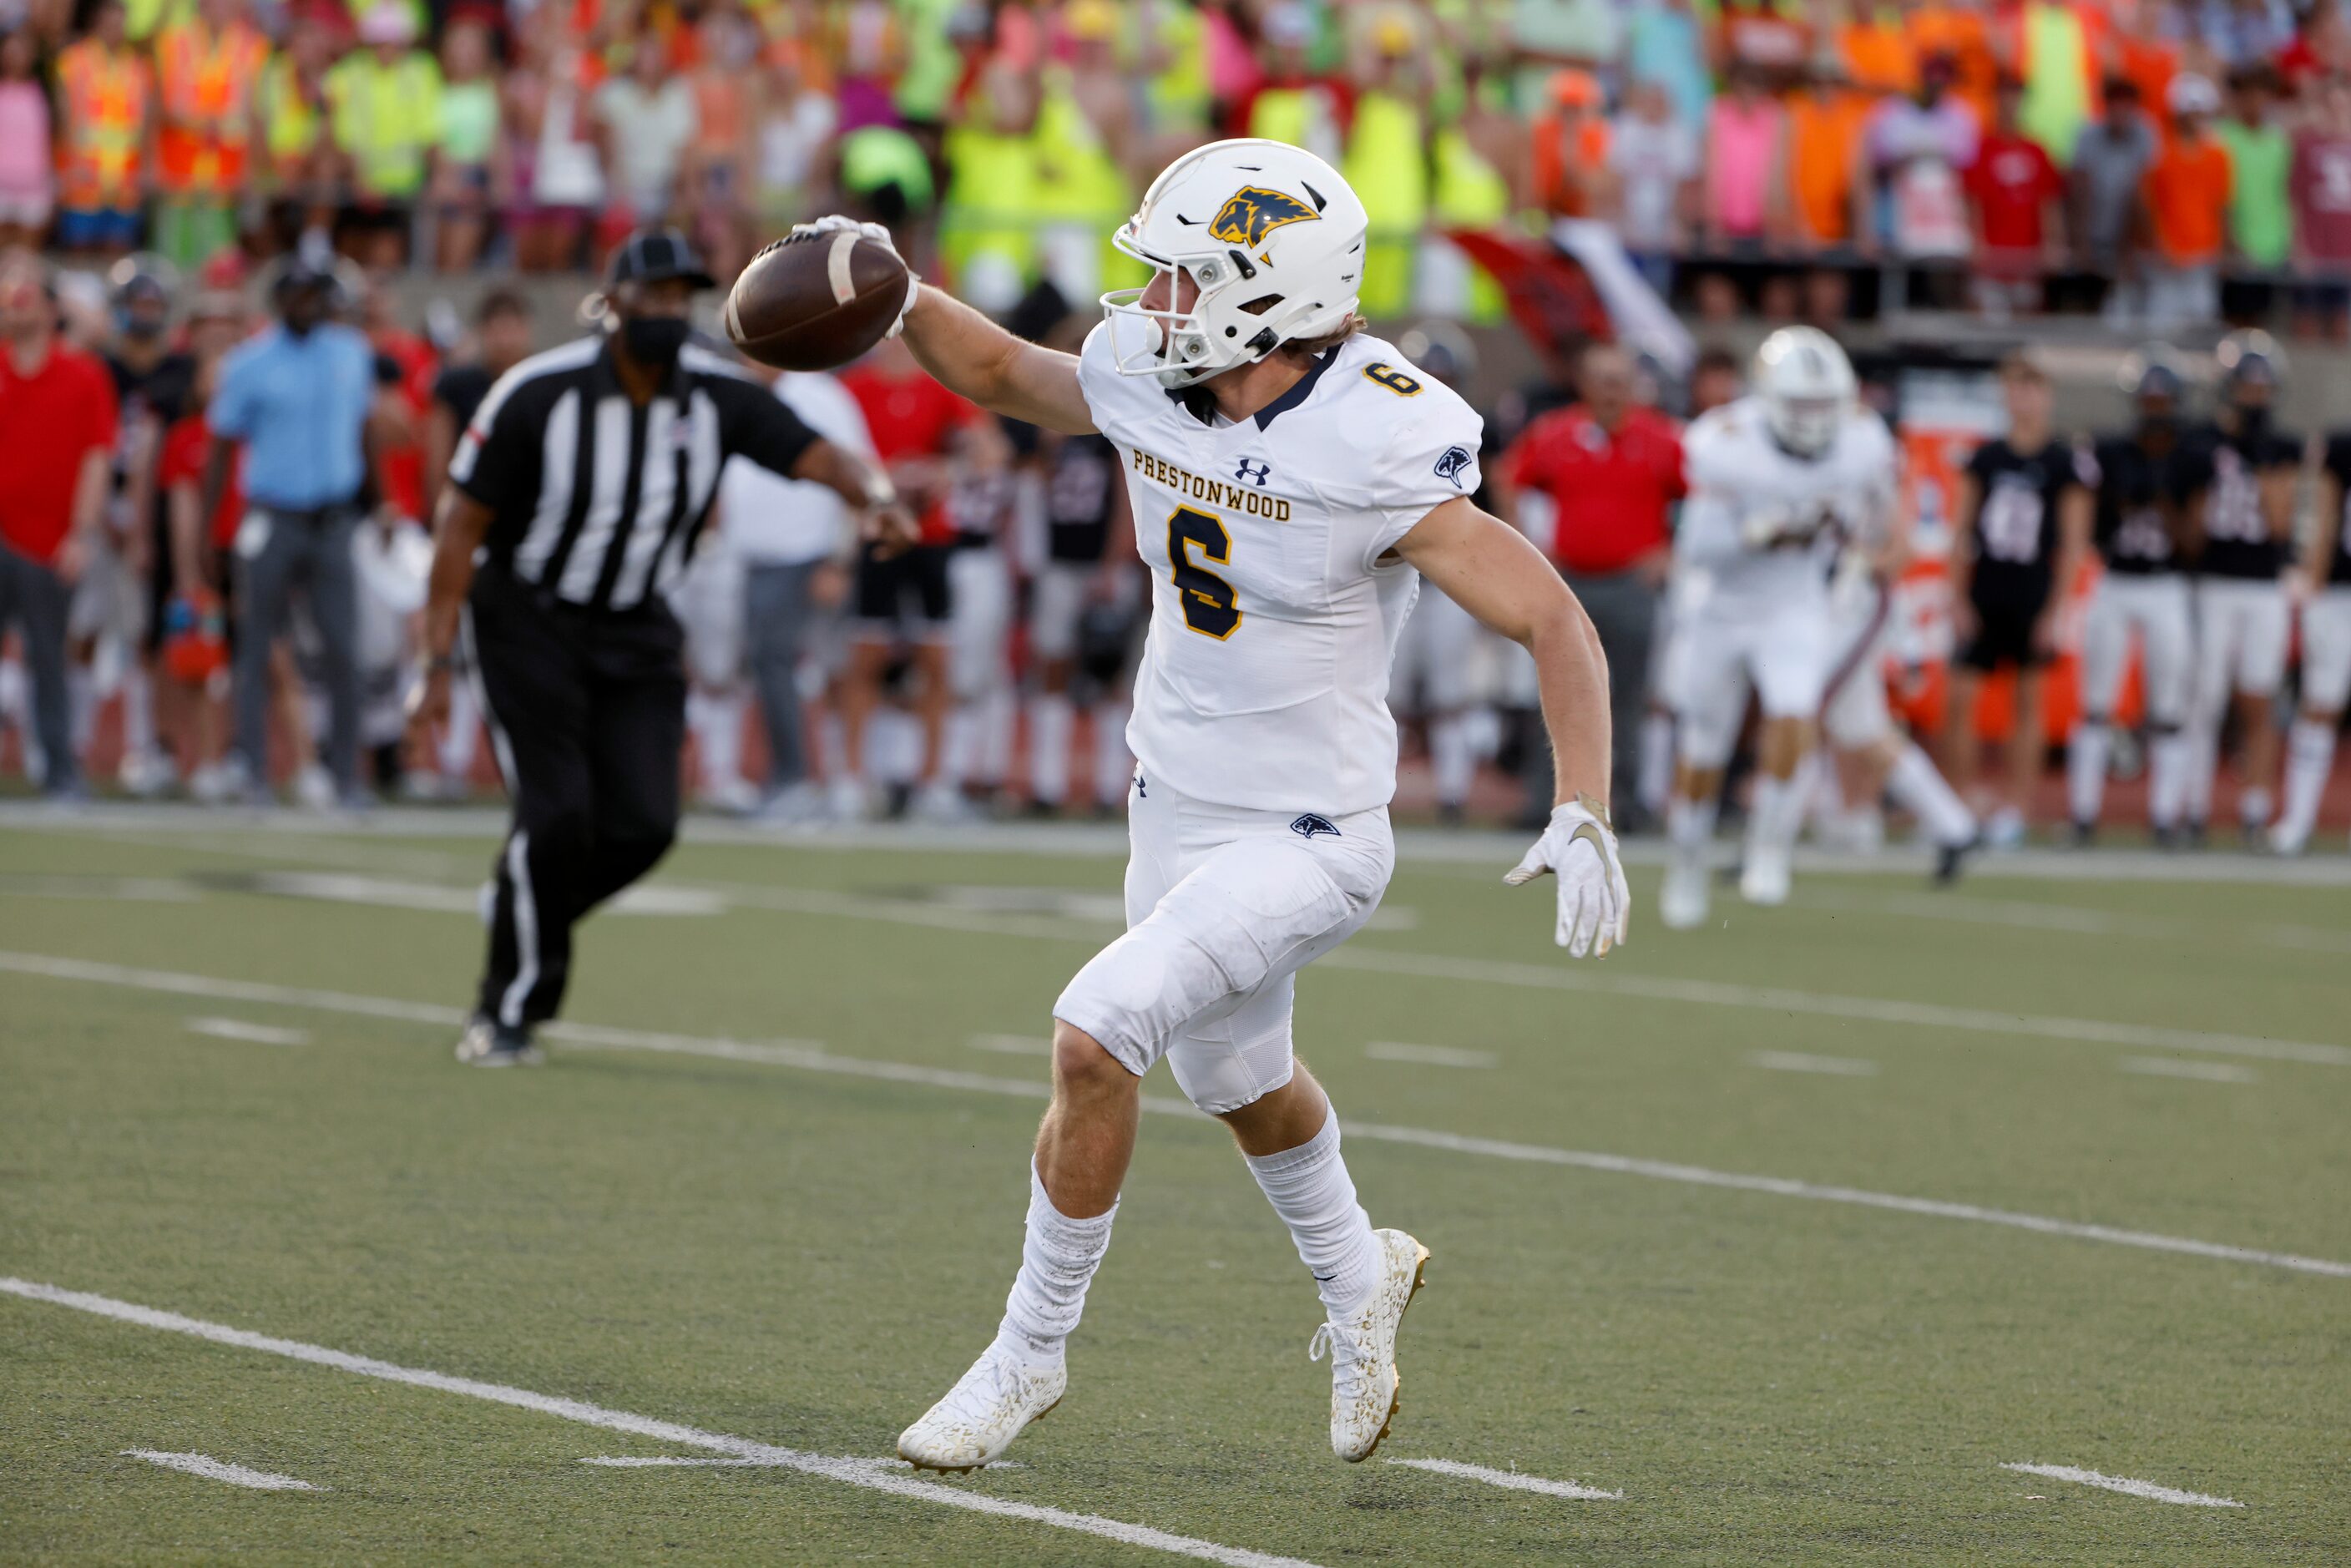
[2192,421,2300,579]
[2087,434,2212,576]
[1963,437,2094,609]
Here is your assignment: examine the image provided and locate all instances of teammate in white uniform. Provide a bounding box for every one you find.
[1662,328,1888,928]
[800,141,1627,1474]
[2274,427,2351,853]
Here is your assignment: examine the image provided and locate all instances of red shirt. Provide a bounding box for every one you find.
[160,413,243,552]
[0,340,119,564]
[841,364,977,545]
[1505,404,1685,575]
[2291,129,2351,263]
[1965,131,2064,251]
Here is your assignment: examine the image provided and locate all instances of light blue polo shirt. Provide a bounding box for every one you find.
[209,322,375,511]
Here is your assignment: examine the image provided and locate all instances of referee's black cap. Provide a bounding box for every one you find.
[605,229,716,292]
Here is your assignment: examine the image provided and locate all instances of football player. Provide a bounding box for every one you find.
[2067,355,2207,842]
[2273,427,2351,854]
[1661,327,1885,928]
[1941,352,2093,845]
[805,139,1627,1473]
[2184,333,2299,843]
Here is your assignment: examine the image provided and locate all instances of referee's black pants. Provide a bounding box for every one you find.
[467,566,685,1029]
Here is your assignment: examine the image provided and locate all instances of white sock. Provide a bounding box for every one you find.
[121,665,155,760]
[940,706,975,792]
[1029,694,1073,805]
[1887,741,1975,847]
[2147,726,2189,830]
[977,686,1014,787]
[1746,771,1800,861]
[2237,783,2272,830]
[688,690,745,793]
[2275,718,2336,848]
[1669,792,1719,863]
[2183,721,2218,823]
[1429,712,1474,807]
[1091,700,1131,807]
[439,676,480,780]
[2067,720,2111,826]
[817,712,846,784]
[1244,1112,1378,1315]
[1638,711,1675,817]
[997,1163,1117,1366]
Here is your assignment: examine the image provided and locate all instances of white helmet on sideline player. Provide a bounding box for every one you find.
[1101,139,1368,388]
[1752,326,1856,458]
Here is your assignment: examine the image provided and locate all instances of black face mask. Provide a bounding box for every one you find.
[2233,403,2273,443]
[622,315,689,370]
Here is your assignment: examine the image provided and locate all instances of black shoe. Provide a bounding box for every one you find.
[2184,818,2208,850]
[2152,823,2184,852]
[2068,817,2096,848]
[1436,800,1465,828]
[455,1014,544,1067]
[1933,832,1981,887]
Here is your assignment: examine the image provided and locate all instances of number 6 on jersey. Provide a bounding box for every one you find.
[1168,506,1241,639]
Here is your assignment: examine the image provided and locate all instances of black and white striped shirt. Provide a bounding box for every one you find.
[449,336,819,613]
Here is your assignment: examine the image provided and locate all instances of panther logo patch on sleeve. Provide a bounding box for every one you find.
[1209,187,1321,249]
[1433,445,1475,488]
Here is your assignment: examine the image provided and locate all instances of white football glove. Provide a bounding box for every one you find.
[1504,797,1631,958]
[788,214,918,338]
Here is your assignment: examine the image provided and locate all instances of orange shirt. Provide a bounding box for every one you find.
[155,18,270,194]
[2145,132,2231,263]
[1839,18,1919,96]
[2115,34,2179,118]
[1786,89,1872,243]
[54,38,152,210]
[1531,112,1613,217]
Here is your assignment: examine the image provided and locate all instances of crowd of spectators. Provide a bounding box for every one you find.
[0,0,2348,331]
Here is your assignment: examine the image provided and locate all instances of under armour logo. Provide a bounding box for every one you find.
[1289,813,1339,839]
[1234,456,1272,487]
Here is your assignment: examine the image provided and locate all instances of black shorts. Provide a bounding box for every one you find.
[853,542,952,630]
[1959,599,2051,672]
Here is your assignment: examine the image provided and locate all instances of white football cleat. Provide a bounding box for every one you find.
[1310,1227,1429,1463]
[897,1340,1066,1473]
[1659,857,1710,929]
[1738,847,1791,906]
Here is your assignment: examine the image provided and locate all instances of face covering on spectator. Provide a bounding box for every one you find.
[621,315,690,370]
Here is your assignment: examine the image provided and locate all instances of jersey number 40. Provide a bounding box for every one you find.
[1169,507,1241,640]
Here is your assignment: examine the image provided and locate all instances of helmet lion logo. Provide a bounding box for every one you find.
[1209,187,1320,249]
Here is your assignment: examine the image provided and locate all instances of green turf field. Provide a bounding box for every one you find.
[3,812,2347,1564]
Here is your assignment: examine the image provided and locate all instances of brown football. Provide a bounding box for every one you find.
[723,228,912,372]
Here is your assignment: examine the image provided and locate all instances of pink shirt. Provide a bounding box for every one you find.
[1707,96,1782,237]
[0,81,51,198]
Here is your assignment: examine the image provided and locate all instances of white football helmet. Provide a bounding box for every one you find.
[1101,139,1368,388]
[1752,326,1856,458]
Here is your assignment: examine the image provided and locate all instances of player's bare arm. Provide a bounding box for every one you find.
[1398,495,1630,956]
[402,483,495,740]
[898,283,1098,436]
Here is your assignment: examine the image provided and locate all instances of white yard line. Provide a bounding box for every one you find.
[185,1017,311,1047]
[968,1034,1051,1056]
[581,1454,1027,1472]
[1794,887,2351,959]
[2118,1057,2258,1085]
[2000,1463,2243,1508]
[1383,1456,1621,1500]
[4,1280,1317,1568]
[120,1450,321,1491]
[1748,1051,1878,1077]
[1364,1042,1498,1070]
[7,949,2346,1279]
[23,822,2347,1069]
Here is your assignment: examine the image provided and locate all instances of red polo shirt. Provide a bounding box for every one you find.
[1504,403,1685,575]
[840,363,978,545]
[0,339,119,564]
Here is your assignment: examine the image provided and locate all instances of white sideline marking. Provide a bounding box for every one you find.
[2000,1463,2243,1508]
[186,1017,311,1047]
[5,1280,1317,1568]
[1383,1457,1621,1500]
[1749,1051,1878,1077]
[1365,1042,1497,1070]
[582,1454,1028,1472]
[0,873,200,902]
[120,1450,321,1491]
[35,820,2347,1069]
[2118,1057,2257,1085]
[968,1034,1050,1056]
[241,871,723,918]
[1795,886,2351,959]
[8,950,2347,1278]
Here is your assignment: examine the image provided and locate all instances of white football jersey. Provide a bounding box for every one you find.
[1677,396,1898,609]
[1077,324,1484,813]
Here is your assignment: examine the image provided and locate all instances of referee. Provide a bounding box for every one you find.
[405,230,912,1066]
